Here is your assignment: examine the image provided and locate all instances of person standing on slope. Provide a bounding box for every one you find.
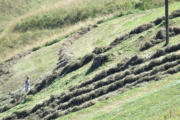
[25,76,30,93]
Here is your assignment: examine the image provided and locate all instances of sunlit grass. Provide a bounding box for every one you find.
[57,73,180,120]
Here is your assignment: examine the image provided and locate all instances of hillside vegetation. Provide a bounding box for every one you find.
[0,0,180,62]
[0,0,180,120]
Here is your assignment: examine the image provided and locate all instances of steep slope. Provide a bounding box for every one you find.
[1,0,180,62]
[1,2,180,120]
[58,73,180,120]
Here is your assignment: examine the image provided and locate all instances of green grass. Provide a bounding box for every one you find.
[13,0,138,31]
[0,39,62,97]
[1,1,180,110]
[13,0,180,32]
[57,73,180,120]
[1,0,180,62]
[0,0,65,24]
[0,0,66,40]
[70,2,180,59]
[1,1,180,119]
[2,0,180,63]
[0,61,95,119]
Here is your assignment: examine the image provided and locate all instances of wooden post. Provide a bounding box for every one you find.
[164,0,169,46]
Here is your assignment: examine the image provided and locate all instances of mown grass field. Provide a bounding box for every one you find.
[57,73,180,120]
[0,0,180,62]
[2,0,180,97]
[2,1,180,98]
[1,0,180,120]
[1,1,180,119]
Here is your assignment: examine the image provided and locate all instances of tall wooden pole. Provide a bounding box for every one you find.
[164,0,169,46]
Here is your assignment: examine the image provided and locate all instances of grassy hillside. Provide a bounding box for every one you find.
[1,0,180,98]
[1,1,180,119]
[0,0,63,35]
[1,0,180,120]
[0,0,180,62]
[58,73,180,120]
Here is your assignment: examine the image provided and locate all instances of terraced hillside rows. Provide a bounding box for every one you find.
[1,4,180,119]
[4,32,180,120]
[1,0,172,62]
[27,9,180,96]
[1,1,180,120]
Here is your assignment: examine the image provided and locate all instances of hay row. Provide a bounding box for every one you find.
[2,9,180,120]
[25,55,180,119]
[4,52,180,120]
[140,27,180,51]
[56,55,180,109]
[70,55,144,92]
[27,10,180,96]
[94,9,180,55]
[3,42,180,119]
[110,9,180,48]
[42,59,180,120]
